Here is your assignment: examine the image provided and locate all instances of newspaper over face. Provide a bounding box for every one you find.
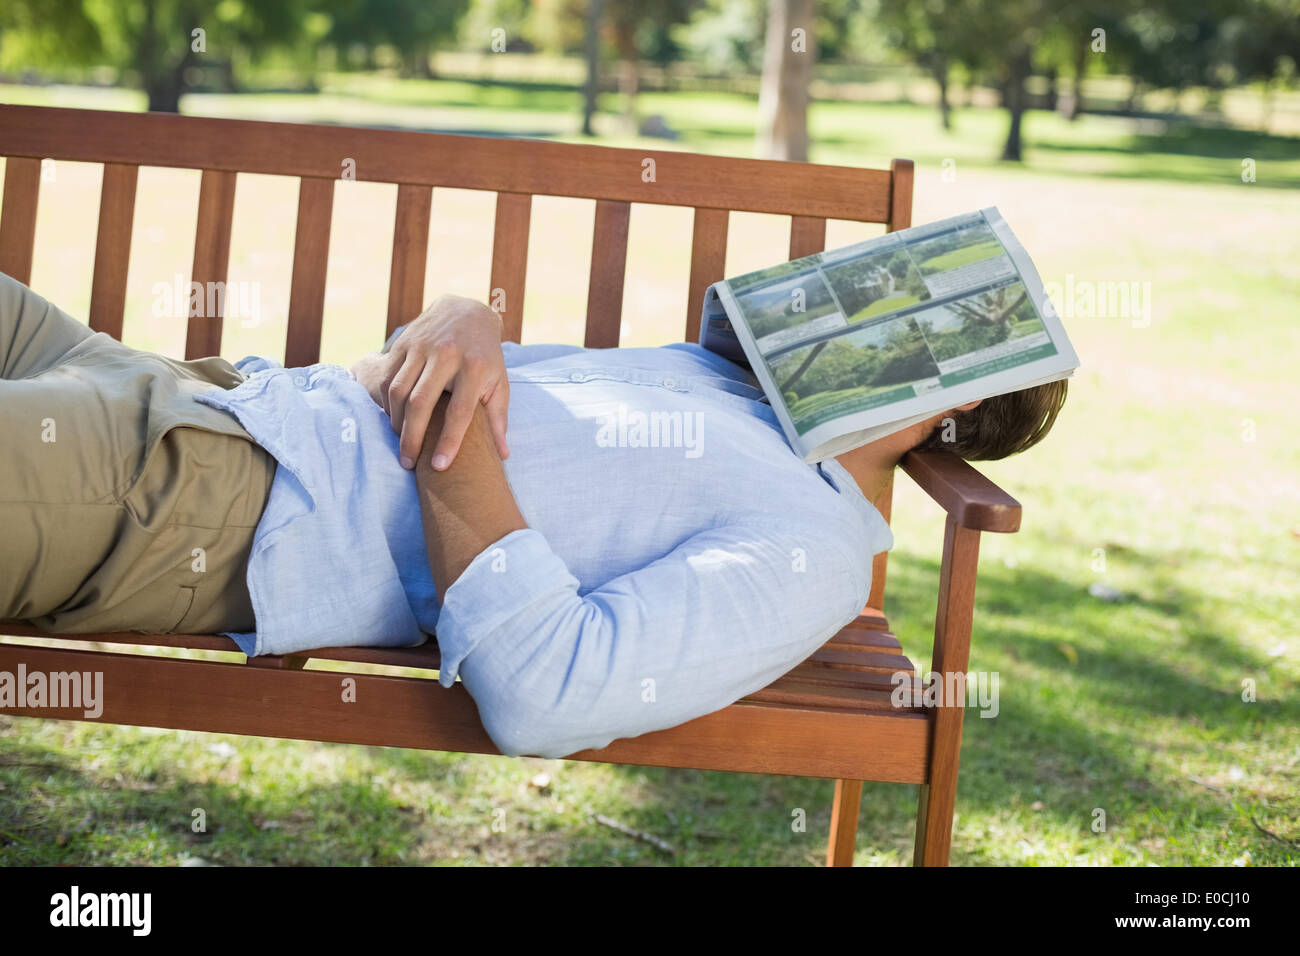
[700,207,1079,462]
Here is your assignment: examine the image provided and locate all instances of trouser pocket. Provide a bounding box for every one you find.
[19,426,274,635]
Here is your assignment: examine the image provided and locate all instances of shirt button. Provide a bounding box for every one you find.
[662,377,677,388]
[569,371,585,382]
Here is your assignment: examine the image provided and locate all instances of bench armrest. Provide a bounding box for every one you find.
[899,449,1022,533]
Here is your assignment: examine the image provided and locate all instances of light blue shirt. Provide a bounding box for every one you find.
[195,339,893,758]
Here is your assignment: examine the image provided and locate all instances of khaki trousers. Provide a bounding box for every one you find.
[0,272,275,635]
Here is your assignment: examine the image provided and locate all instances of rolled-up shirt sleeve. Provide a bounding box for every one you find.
[434,522,874,758]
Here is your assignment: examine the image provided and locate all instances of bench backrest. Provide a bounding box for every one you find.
[0,103,913,608]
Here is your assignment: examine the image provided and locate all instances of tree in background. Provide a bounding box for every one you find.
[1218,0,1300,127]
[675,0,765,74]
[0,0,477,111]
[877,0,966,130]
[323,0,469,78]
[757,0,816,160]
[0,0,101,76]
[456,0,535,53]
[1099,0,1299,120]
[606,0,697,132]
[108,0,315,111]
[1,0,313,111]
[583,0,603,135]
[874,0,1045,158]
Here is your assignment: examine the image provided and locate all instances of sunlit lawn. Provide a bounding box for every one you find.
[1,76,1297,865]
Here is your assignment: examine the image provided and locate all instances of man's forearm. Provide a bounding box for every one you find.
[415,394,527,592]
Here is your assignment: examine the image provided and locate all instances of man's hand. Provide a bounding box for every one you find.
[353,293,509,471]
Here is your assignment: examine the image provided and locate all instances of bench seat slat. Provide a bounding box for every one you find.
[826,628,903,653]
[0,640,930,780]
[745,677,920,713]
[807,645,916,675]
[0,623,442,670]
[788,661,922,693]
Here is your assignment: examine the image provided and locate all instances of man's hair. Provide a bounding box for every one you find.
[915,379,1068,461]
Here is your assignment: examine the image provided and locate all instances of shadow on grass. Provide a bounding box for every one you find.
[0,736,454,865]
[3,544,1290,865]
[560,547,1294,863]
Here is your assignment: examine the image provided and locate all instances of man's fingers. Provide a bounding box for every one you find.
[432,386,479,470]
[384,351,420,430]
[377,346,407,415]
[397,361,443,468]
[399,357,458,465]
[484,381,510,460]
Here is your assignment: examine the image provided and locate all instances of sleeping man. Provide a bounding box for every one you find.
[0,273,1065,758]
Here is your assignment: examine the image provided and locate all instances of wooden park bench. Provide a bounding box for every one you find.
[0,103,1022,866]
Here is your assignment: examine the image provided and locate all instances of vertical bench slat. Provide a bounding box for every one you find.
[584,199,631,348]
[285,176,334,367]
[870,159,915,610]
[0,156,41,285]
[186,169,237,359]
[89,163,139,340]
[788,215,826,260]
[386,183,432,342]
[490,191,531,343]
[887,159,914,231]
[867,473,893,610]
[684,207,729,343]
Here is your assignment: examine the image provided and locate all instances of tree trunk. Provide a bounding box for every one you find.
[138,0,190,114]
[779,339,826,393]
[1125,78,1143,114]
[757,0,815,161]
[146,73,185,113]
[582,0,603,136]
[1062,41,1086,120]
[1000,46,1031,162]
[218,56,238,93]
[931,56,951,131]
[612,18,639,134]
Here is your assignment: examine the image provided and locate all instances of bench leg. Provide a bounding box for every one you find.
[913,744,959,867]
[913,706,964,866]
[825,778,862,866]
[912,518,980,867]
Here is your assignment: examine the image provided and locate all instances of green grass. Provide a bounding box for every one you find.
[1006,317,1044,339]
[789,382,888,422]
[2,74,1298,866]
[916,238,1005,274]
[848,294,927,321]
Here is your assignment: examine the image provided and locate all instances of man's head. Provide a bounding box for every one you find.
[917,378,1068,461]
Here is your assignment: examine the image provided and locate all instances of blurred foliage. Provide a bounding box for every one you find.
[0,0,1296,131]
[323,0,469,76]
[675,0,764,72]
[456,0,537,52]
